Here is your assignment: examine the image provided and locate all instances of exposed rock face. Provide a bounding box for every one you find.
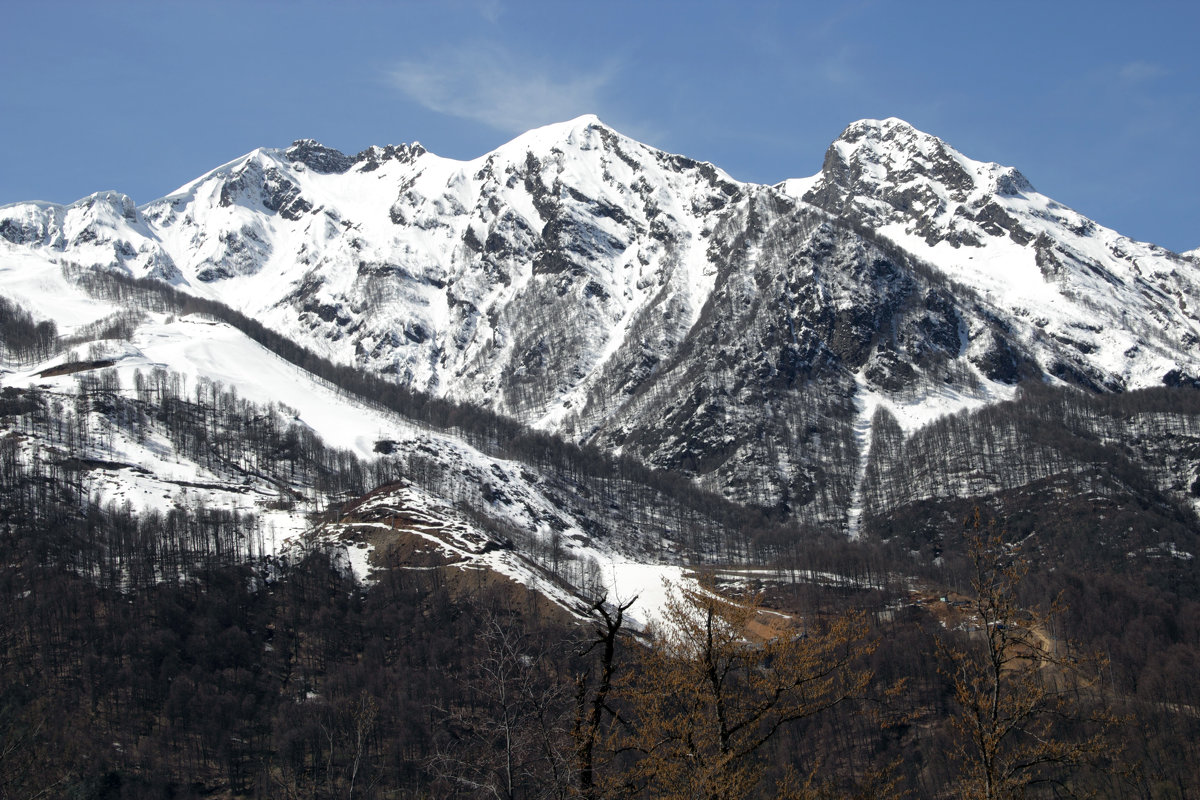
[5,116,1200,527]
[797,118,1200,400]
[286,139,355,174]
[804,118,1035,247]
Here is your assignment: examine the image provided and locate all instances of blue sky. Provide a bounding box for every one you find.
[2,1,1196,252]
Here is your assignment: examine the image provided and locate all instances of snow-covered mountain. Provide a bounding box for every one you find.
[797,118,1200,392]
[0,268,706,624]
[7,115,1200,800]
[4,115,1200,529]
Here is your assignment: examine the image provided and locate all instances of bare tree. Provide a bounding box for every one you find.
[0,694,66,800]
[430,610,573,799]
[938,519,1118,799]
[609,579,874,800]
[571,594,635,800]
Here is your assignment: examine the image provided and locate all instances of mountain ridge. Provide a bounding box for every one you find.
[4,115,1200,527]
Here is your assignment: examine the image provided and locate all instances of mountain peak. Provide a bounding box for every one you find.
[806,117,1037,221]
[285,139,355,174]
[565,112,604,127]
[67,191,142,226]
[839,116,920,136]
[546,113,608,133]
[833,117,941,154]
[491,114,622,158]
[830,118,1035,197]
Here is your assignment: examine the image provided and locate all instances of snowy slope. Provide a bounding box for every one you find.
[794,117,1200,393]
[0,259,699,623]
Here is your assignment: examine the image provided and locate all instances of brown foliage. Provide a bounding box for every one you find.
[938,514,1119,799]
[604,579,874,800]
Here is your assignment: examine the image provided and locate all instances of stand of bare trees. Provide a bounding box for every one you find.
[938,516,1119,799]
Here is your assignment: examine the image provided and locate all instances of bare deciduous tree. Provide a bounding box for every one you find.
[430,610,573,799]
[572,594,635,800]
[939,519,1118,799]
[609,579,874,800]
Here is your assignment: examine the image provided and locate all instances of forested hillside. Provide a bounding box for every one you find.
[2,279,1199,797]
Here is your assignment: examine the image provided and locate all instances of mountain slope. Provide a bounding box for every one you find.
[4,116,1200,528]
[797,117,1200,393]
[0,264,742,623]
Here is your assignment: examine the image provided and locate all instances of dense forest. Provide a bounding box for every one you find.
[2,472,1196,798]
[2,388,1198,797]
